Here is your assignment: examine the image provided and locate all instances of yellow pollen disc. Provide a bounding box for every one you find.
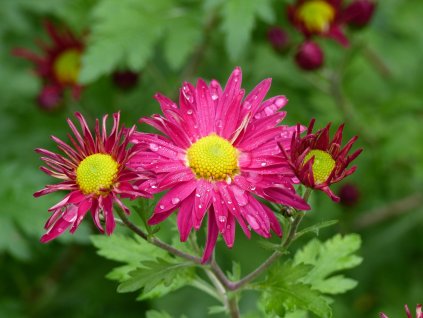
[187,134,238,181]
[297,0,335,33]
[303,149,335,184]
[76,154,119,195]
[53,49,81,85]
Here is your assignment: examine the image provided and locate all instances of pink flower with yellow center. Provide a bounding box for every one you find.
[287,0,349,46]
[34,112,150,242]
[281,119,362,201]
[13,21,84,102]
[129,67,310,263]
[380,304,422,318]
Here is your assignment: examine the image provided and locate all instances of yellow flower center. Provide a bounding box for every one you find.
[303,149,335,184]
[187,134,238,181]
[76,154,119,195]
[53,49,81,85]
[297,0,335,33]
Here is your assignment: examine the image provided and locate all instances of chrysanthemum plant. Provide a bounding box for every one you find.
[35,68,363,317]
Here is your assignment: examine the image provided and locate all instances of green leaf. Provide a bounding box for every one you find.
[163,13,202,70]
[146,310,172,318]
[295,220,339,240]
[117,257,195,296]
[208,305,226,315]
[221,0,273,60]
[79,0,173,83]
[259,261,332,318]
[91,234,167,281]
[294,234,362,295]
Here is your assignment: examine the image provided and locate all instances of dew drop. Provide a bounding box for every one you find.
[149,143,159,151]
[250,185,256,191]
[187,109,193,115]
[246,215,260,230]
[195,193,201,198]
[261,162,267,167]
[198,204,203,209]
[243,101,251,110]
[227,200,232,205]
[159,205,165,210]
[275,97,286,107]
[218,216,227,223]
[171,198,180,204]
[211,94,218,101]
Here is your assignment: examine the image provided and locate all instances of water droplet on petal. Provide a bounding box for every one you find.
[187,109,193,115]
[151,185,158,189]
[227,201,232,205]
[171,197,180,204]
[250,185,256,191]
[150,143,159,151]
[218,216,227,223]
[216,120,223,128]
[243,101,251,110]
[211,94,218,101]
[195,193,201,198]
[159,205,165,210]
[246,215,260,230]
[261,162,267,167]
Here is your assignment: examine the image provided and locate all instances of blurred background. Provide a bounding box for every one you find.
[0,0,422,317]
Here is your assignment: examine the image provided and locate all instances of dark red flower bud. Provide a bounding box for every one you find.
[112,70,139,90]
[338,183,360,207]
[295,41,324,71]
[343,0,376,28]
[37,85,63,111]
[267,26,290,53]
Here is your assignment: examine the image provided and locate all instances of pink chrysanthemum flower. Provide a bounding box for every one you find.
[380,304,422,318]
[129,67,310,263]
[13,21,84,101]
[281,119,362,201]
[287,0,349,46]
[34,112,149,242]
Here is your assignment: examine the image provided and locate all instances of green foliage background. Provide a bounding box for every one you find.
[0,0,422,317]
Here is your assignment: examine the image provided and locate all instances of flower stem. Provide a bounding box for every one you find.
[116,209,202,264]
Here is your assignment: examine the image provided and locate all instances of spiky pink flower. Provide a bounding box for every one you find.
[129,67,310,263]
[380,304,422,318]
[13,21,84,101]
[281,119,362,201]
[34,112,149,242]
[287,0,349,46]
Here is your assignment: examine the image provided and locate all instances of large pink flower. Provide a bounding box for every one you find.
[34,112,150,242]
[129,67,310,263]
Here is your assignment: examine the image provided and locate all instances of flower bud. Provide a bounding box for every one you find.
[267,26,290,53]
[295,41,324,71]
[37,85,63,111]
[338,183,360,207]
[343,0,376,28]
[112,70,139,90]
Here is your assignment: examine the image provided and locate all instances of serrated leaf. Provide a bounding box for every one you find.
[91,234,167,281]
[259,261,332,318]
[221,0,273,60]
[117,257,195,295]
[79,0,173,83]
[294,234,362,295]
[163,14,202,70]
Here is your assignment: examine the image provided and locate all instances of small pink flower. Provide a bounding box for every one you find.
[380,304,423,318]
[13,21,84,101]
[34,112,150,242]
[267,26,291,53]
[281,119,362,201]
[129,67,309,263]
[287,0,349,46]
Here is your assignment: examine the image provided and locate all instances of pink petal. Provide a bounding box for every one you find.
[260,186,310,210]
[201,206,219,264]
[240,78,272,120]
[193,180,213,229]
[195,78,215,136]
[177,194,194,242]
